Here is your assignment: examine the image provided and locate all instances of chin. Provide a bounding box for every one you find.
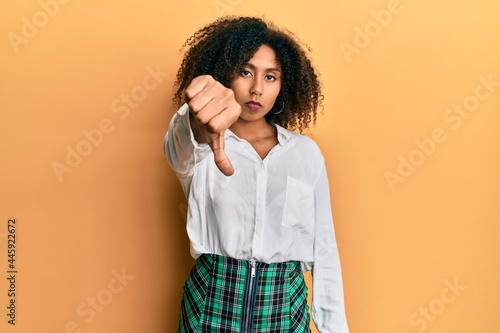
[240,112,266,122]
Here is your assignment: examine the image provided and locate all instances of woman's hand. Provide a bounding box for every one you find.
[185,75,241,176]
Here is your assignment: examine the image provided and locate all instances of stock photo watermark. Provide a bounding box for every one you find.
[51,65,168,182]
[400,278,466,333]
[213,0,246,16]
[384,74,499,192]
[56,267,135,333]
[5,218,18,325]
[340,0,408,63]
[7,0,72,54]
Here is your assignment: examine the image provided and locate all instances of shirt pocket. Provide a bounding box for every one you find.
[281,176,315,239]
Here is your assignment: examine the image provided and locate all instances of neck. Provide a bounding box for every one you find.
[229,117,275,141]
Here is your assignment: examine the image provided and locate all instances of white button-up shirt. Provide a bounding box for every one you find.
[164,104,349,333]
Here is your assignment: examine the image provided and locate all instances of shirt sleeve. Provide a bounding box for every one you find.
[311,161,349,333]
[164,103,212,179]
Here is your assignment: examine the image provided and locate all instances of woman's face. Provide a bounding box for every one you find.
[229,44,282,123]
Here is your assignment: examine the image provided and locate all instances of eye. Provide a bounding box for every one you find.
[265,75,277,81]
[241,70,252,77]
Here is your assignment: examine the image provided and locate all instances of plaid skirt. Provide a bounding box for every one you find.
[178,254,311,333]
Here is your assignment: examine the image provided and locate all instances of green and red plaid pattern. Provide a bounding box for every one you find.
[178,254,310,332]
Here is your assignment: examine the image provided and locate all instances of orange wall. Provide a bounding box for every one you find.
[1,1,499,332]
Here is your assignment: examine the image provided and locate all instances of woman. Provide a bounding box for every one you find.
[165,16,349,333]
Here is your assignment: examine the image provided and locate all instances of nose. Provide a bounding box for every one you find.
[250,77,263,95]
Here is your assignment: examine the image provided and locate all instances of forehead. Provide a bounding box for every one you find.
[247,44,281,69]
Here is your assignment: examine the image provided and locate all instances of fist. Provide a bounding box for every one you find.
[185,75,241,176]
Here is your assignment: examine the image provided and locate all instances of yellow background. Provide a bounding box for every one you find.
[1,0,499,332]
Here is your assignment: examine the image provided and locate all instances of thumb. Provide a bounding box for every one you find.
[207,131,234,176]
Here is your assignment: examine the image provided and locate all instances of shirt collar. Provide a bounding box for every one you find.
[274,124,293,146]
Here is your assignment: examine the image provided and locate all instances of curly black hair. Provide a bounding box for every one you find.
[173,16,323,132]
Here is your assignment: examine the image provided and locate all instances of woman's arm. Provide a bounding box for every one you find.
[165,75,241,178]
[311,162,350,333]
[164,104,211,179]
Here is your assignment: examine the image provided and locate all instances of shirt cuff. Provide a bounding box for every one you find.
[164,103,211,177]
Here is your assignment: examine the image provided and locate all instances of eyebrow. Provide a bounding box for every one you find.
[245,63,282,73]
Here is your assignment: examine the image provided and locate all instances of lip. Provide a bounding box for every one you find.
[245,101,262,111]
